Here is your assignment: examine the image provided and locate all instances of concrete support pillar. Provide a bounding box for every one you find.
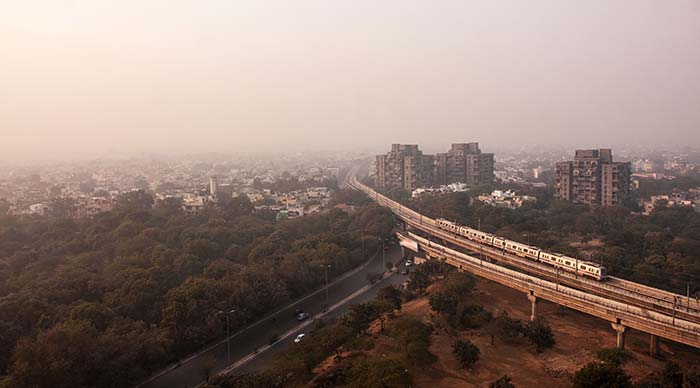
[527,293,538,322]
[649,334,658,356]
[611,323,627,349]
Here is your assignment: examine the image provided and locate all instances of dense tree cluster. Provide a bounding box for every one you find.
[389,316,436,365]
[0,190,394,387]
[424,271,492,331]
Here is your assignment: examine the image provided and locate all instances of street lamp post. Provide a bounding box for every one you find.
[361,229,365,255]
[218,309,236,366]
[322,264,332,310]
[381,238,386,273]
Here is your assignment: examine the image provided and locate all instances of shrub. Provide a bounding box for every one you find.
[523,317,555,352]
[490,374,515,388]
[596,348,632,366]
[458,303,492,329]
[452,339,480,369]
[572,362,632,388]
[489,312,523,343]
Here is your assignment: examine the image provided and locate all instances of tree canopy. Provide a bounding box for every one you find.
[0,192,394,387]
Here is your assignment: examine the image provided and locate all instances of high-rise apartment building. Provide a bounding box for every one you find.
[435,143,494,186]
[375,142,494,190]
[555,149,630,206]
[375,144,434,191]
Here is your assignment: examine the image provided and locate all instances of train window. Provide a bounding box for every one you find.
[565,261,570,265]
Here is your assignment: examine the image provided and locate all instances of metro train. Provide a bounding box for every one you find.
[435,218,608,281]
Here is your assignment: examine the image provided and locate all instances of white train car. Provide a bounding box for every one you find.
[462,227,495,245]
[539,252,607,280]
[436,218,460,234]
[433,219,608,281]
[502,239,541,260]
[492,236,506,249]
[539,251,564,267]
[577,260,608,280]
[539,252,577,273]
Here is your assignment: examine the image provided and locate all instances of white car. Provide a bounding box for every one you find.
[294,333,305,343]
[405,260,413,267]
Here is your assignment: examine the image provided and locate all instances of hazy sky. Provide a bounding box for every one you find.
[2,1,699,160]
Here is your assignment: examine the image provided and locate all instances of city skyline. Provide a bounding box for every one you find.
[2,2,700,387]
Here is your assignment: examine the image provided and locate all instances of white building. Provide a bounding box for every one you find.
[642,195,694,215]
[411,182,470,198]
[28,203,51,216]
[477,190,535,209]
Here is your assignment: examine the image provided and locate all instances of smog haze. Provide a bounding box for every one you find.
[2,0,700,161]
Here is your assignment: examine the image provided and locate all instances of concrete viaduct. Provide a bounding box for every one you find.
[349,176,700,353]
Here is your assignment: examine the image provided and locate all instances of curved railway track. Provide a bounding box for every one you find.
[349,176,700,324]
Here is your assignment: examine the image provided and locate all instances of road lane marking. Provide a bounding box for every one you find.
[134,247,390,388]
[214,271,395,378]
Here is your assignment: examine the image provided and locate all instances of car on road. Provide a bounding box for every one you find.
[294,333,305,343]
[400,268,409,275]
[296,312,310,321]
[405,260,413,267]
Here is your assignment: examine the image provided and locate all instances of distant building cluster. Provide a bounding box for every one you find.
[555,149,631,206]
[477,190,536,209]
[641,190,700,215]
[411,182,470,198]
[633,159,664,173]
[375,143,494,191]
[250,186,333,220]
[1,155,341,220]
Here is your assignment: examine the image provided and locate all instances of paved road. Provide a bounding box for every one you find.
[339,164,361,189]
[139,245,406,388]
[231,267,408,374]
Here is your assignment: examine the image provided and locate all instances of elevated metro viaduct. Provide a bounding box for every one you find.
[397,231,700,355]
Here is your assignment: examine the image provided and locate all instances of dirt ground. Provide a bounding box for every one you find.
[310,278,700,388]
[408,279,700,387]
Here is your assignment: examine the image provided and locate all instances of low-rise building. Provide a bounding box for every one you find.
[477,190,536,209]
[182,196,211,215]
[411,182,470,198]
[642,194,697,215]
[28,203,51,216]
[76,197,114,218]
